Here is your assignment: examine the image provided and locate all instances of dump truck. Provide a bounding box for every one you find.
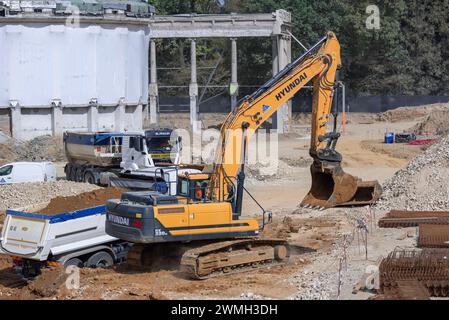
[0,204,130,277]
[63,129,192,192]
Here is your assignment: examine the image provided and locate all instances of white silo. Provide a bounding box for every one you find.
[0,1,154,140]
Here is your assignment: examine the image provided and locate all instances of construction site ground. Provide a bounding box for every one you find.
[0,104,447,300]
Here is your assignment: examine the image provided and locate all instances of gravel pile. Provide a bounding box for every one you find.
[0,135,65,165]
[291,270,336,300]
[376,135,449,211]
[0,181,100,212]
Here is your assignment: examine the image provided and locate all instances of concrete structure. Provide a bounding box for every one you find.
[0,5,293,139]
[147,10,292,132]
[0,1,154,140]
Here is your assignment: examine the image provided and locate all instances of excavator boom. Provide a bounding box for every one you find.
[209,32,381,209]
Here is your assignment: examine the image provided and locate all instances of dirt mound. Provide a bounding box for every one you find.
[26,267,69,298]
[411,110,449,136]
[38,187,126,214]
[0,181,100,211]
[377,103,449,122]
[376,134,449,211]
[0,144,16,166]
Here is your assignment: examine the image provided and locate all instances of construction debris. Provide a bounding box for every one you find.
[376,134,449,211]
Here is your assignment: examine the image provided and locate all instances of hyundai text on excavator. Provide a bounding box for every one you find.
[105,32,382,279]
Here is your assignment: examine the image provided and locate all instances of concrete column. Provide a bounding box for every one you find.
[10,100,22,140]
[115,99,125,132]
[142,104,149,125]
[87,104,99,132]
[272,37,279,75]
[149,39,159,124]
[271,35,292,133]
[189,38,199,129]
[134,104,143,131]
[230,38,239,110]
[51,100,63,136]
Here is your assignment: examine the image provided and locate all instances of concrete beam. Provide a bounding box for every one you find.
[148,10,292,38]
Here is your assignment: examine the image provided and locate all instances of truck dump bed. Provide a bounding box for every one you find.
[0,206,117,261]
[64,131,134,166]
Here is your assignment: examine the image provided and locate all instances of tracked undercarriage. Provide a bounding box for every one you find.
[126,239,290,280]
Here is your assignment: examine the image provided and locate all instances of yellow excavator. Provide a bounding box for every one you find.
[105,32,381,279]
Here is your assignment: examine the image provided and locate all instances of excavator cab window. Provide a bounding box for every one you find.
[177,177,209,202]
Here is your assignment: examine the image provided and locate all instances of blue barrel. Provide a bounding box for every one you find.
[384,132,395,144]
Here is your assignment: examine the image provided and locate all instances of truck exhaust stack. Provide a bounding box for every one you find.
[300,160,382,209]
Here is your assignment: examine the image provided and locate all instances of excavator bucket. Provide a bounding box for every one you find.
[300,161,382,209]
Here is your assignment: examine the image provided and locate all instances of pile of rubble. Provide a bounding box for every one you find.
[376,135,449,211]
[0,181,100,212]
[0,135,65,165]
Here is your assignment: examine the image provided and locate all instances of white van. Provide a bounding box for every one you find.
[0,162,56,185]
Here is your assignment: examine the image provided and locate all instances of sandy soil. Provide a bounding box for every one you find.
[0,107,441,300]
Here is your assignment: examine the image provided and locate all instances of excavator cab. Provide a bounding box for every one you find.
[177,173,211,202]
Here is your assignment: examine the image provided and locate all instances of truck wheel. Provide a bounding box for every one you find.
[86,251,114,268]
[75,168,83,182]
[64,258,84,268]
[65,166,71,181]
[69,167,77,181]
[84,172,95,184]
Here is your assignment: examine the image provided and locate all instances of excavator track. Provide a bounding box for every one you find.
[180,238,290,280]
[126,244,148,268]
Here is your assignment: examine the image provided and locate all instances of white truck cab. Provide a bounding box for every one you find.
[0,162,56,185]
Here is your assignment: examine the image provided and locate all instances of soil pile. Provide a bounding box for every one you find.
[376,134,449,211]
[0,181,100,211]
[376,103,449,122]
[411,110,449,136]
[38,187,125,214]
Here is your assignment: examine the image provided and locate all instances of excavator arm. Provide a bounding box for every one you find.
[207,32,381,210]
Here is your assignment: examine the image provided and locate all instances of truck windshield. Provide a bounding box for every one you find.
[146,137,174,153]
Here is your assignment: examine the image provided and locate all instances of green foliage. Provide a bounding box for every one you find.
[152,0,449,97]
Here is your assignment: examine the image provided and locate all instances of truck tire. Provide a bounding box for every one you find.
[86,251,114,268]
[69,167,77,181]
[75,168,83,182]
[64,258,84,268]
[65,166,71,181]
[84,172,96,184]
